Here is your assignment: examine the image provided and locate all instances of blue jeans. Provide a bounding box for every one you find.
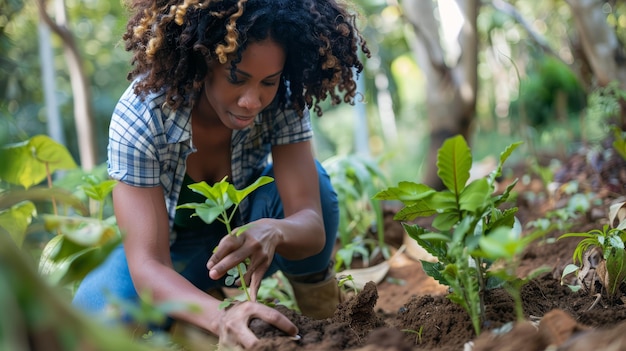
[72,161,338,316]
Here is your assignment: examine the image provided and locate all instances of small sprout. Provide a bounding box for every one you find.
[402,326,424,344]
[338,274,359,295]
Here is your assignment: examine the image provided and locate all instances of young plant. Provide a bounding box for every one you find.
[256,272,298,310]
[337,274,360,295]
[401,326,424,344]
[176,175,273,304]
[476,225,551,322]
[374,135,523,335]
[322,154,390,270]
[558,201,626,301]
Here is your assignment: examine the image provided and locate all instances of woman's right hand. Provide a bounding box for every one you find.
[217,301,299,349]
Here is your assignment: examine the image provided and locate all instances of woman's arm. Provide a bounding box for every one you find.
[270,140,326,258]
[112,182,296,348]
[113,183,225,330]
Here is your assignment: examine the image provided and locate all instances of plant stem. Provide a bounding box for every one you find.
[222,210,251,301]
[475,256,487,329]
[45,162,58,216]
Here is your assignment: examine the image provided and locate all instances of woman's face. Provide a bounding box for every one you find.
[203,39,286,130]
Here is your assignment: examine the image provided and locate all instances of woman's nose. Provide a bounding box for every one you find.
[238,88,263,110]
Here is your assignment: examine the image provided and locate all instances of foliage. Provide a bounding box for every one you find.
[374,135,530,335]
[558,202,626,301]
[515,56,586,128]
[0,134,77,189]
[256,271,298,311]
[585,81,626,143]
[322,154,390,270]
[0,134,173,350]
[1,0,131,163]
[0,135,120,289]
[176,175,274,305]
[613,126,626,161]
[0,232,162,351]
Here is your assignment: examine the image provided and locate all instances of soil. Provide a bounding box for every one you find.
[248,144,626,351]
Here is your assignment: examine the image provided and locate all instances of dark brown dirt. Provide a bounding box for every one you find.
[249,146,626,351]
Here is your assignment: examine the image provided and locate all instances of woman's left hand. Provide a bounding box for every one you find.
[206,218,281,301]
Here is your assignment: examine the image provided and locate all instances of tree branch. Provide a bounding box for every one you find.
[490,0,562,61]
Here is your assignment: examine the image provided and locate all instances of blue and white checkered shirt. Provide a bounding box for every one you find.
[107,81,313,233]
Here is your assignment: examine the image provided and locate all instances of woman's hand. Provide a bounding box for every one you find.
[217,301,298,349]
[207,218,281,301]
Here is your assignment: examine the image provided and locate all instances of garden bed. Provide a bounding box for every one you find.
[247,148,626,351]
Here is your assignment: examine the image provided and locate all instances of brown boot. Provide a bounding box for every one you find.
[287,271,344,320]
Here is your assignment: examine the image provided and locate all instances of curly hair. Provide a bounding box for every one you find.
[123,0,370,116]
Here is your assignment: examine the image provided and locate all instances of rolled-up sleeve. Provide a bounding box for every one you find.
[107,88,161,187]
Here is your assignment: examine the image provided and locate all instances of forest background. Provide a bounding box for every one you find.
[2,0,626,350]
[3,0,625,186]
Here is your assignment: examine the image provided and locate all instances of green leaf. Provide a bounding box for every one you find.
[488,141,523,184]
[478,227,521,260]
[39,235,122,286]
[421,260,448,286]
[493,179,518,207]
[403,223,448,260]
[429,191,458,212]
[187,177,230,204]
[394,201,437,221]
[487,208,518,233]
[373,182,436,203]
[437,135,472,196]
[0,135,77,189]
[606,248,626,297]
[433,211,460,231]
[0,201,37,247]
[79,178,117,202]
[459,178,491,213]
[561,264,579,279]
[195,204,226,224]
[43,215,117,247]
[228,176,274,204]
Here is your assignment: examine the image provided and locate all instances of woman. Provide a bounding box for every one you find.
[73,0,370,348]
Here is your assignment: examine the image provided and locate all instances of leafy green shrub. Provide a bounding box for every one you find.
[374,135,542,335]
[322,154,390,270]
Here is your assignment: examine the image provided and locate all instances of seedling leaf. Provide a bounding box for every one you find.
[437,135,472,195]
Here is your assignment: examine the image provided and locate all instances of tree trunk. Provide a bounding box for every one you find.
[566,0,626,127]
[37,0,97,171]
[402,0,479,189]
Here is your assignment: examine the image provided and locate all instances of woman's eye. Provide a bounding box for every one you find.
[262,81,278,87]
[227,76,244,85]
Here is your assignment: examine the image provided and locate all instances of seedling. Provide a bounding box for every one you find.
[337,274,359,295]
[374,135,526,335]
[323,154,390,270]
[401,326,424,344]
[176,175,273,304]
[558,201,626,301]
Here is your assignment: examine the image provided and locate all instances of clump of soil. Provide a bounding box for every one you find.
[249,144,626,351]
